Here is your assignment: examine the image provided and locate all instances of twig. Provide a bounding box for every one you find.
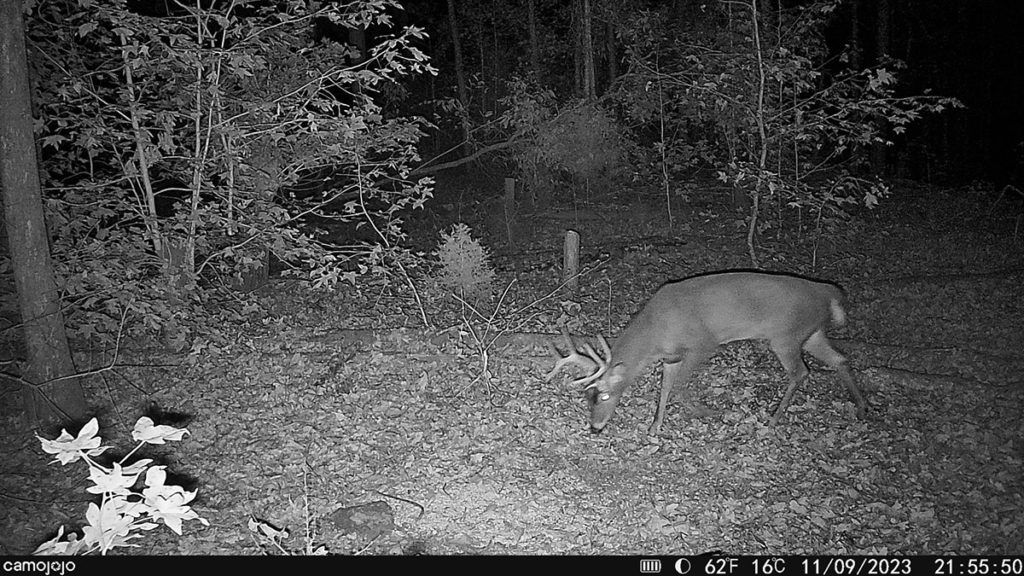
[394,257,430,328]
[374,489,426,520]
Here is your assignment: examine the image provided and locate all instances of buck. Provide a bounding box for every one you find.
[547,271,867,433]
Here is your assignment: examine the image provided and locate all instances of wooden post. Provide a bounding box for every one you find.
[503,177,516,247]
[563,229,580,296]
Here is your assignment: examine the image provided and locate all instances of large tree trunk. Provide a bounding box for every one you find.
[445,0,471,156]
[0,0,87,425]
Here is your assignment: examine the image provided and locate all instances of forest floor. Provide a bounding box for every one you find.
[2,175,1023,555]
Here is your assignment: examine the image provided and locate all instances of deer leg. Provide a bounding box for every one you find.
[650,346,714,434]
[768,339,810,426]
[803,331,867,419]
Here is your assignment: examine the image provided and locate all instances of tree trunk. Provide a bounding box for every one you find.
[848,0,862,69]
[445,0,471,155]
[348,27,367,64]
[490,3,501,114]
[526,0,541,81]
[0,0,87,425]
[572,0,581,95]
[870,0,891,174]
[606,15,617,83]
[760,0,776,42]
[581,0,596,99]
[978,1,994,181]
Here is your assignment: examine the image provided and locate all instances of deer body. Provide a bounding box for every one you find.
[549,272,867,433]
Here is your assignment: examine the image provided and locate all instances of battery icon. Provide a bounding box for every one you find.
[640,559,662,573]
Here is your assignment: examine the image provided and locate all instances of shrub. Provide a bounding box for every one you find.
[34,417,207,555]
[499,78,631,202]
[432,223,496,306]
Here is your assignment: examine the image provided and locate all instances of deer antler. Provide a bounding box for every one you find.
[545,326,612,387]
[580,334,612,389]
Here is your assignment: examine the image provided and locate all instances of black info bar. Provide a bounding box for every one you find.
[3,554,1021,575]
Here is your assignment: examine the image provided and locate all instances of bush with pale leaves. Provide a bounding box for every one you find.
[34,417,208,555]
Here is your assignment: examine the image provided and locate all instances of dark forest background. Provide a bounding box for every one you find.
[395,0,1024,185]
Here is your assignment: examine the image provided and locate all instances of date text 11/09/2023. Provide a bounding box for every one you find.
[640,556,1024,576]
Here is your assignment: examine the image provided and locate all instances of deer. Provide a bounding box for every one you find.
[546,271,868,434]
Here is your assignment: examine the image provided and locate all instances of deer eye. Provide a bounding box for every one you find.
[599,392,611,402]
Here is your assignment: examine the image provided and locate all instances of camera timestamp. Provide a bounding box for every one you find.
[934,558,1024,576]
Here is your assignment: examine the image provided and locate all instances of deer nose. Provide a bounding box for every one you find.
[589,426,604,435]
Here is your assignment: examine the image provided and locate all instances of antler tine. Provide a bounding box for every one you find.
[597,334,612,359]
[545,345,594,382]
[545,354,593,382]
[572,363,606,387]
[577,335,612,388]
[545,326,600,382]
[580,341,608,370]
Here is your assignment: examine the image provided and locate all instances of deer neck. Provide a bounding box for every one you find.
[609,311,660,387]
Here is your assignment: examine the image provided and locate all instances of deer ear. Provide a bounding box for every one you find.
[606,363,627,386]
[587,364,625,405]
